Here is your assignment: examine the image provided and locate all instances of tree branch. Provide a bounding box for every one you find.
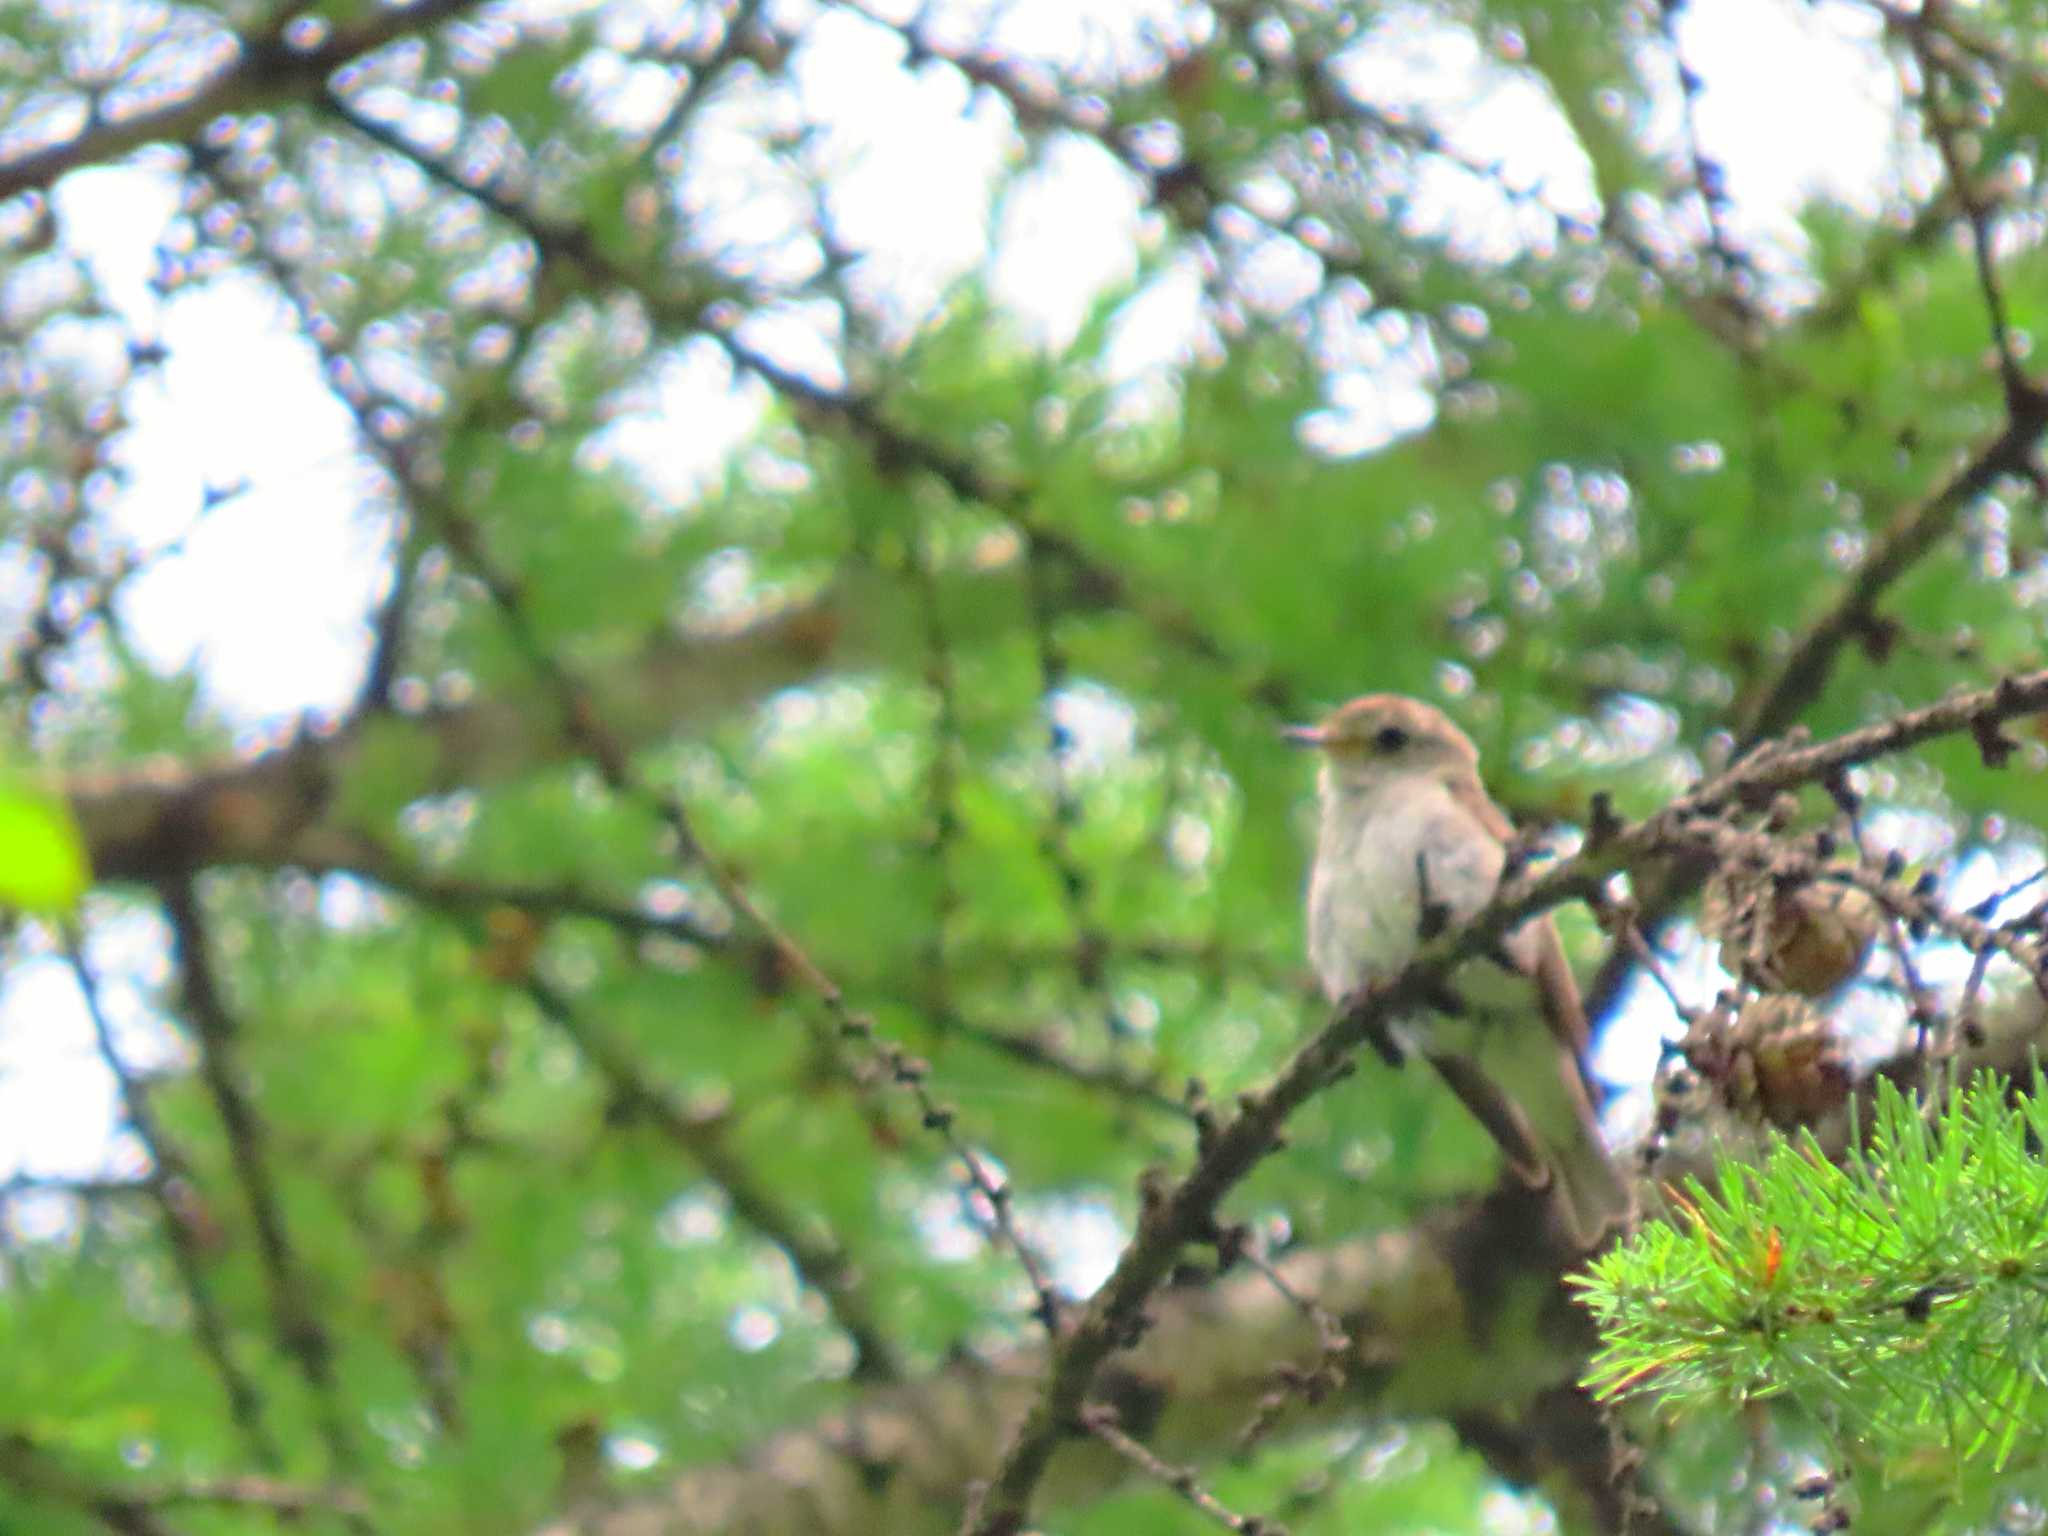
[0,0,482,202]
[522,977,906,1383]
[161,876,356,1476]
[1080,1404,1282,1535]
[62,939,283,1471]
[0,1432,364,1533]
[317,86,1304,723]
[1582,387,2048,1024]
[577,1213,1590,1536]
[67,591,864,884]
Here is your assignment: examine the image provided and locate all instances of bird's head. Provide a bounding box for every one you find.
[1283,693,1481,801]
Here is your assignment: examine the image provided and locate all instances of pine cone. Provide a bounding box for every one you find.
[1701,869,1876,998]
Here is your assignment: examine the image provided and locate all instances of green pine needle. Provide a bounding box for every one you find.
[1573,1071,2048,1468]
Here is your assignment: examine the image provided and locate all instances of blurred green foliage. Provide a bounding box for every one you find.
[3,0,2048,1532]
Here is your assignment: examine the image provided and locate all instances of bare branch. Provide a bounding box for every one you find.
[1080,1405,1284,1535]
[0,1433,178,1536]
[1020,533,1119,1044]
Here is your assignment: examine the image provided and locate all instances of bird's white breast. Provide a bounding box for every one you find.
[1305,776,1505,1003]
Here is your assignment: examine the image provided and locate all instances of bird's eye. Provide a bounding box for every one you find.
[1373,725,1408,753]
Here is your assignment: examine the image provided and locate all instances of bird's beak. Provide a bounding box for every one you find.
[1281,724,1327,750]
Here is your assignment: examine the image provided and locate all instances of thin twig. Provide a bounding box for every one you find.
[1623,920,1702,1024]
[908,517,968,1037]
[160,878,357,1476]
[319,83,1300,727]
[1898,9,2040,414]
[317,852,734,955]
[1672,818,2043,988]
[0,0,484,202]
[1737,402,2048,748]
[523,976,905,1381]
[410,459,1072,1335]
[1021,533,1120,1042]
[353,518,417,716]
[353,847,1191,1115]
[61,937,283,1471]
[1080,1405,1287,1535]
[218,154,1070,1334]
[0,1431,369,1533]
[924,1007,1190,1121]
[1229,1234,1355,1453]
[1884,909,1942,1053]
[629,0,766,174]
[1654,0,1763,314]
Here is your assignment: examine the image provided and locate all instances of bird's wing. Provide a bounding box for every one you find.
[1442,776,1588,1051]
[1448,770,1520,847]
[1444,777,1631,1243]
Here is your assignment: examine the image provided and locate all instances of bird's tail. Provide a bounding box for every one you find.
[1541,1039,1636,1251]
[1526,921,1636,1247]
[1428,1033,1634,1250]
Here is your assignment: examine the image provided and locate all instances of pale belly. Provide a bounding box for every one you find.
[1305,785,1505,1003]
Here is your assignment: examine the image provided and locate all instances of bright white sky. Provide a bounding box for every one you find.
[2,0,1917,1247]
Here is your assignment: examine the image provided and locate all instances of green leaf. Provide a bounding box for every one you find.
[0,780,89,915]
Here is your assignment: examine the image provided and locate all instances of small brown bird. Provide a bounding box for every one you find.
[1288,693,1631,1244]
